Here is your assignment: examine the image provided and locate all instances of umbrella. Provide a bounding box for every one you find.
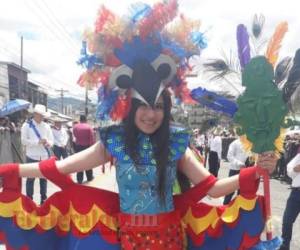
[0,99,31,117]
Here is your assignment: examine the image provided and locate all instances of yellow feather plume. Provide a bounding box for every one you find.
[239,128,286,158]
[265,22,288,67]
[239,134,253,153]
[274,128,286,157]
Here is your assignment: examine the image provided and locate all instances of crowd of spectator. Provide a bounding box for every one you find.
[273,132,300,184]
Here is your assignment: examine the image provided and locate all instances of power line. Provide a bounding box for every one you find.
[0,44,83,99]
[0,36,80,94]
[25,0,78,55]
[0,39,57,81]
[28,76,85,99]
[38,0,80,50]
[0,41,82,96]
[0,35,87,100]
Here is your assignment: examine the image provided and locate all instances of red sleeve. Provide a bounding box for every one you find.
[174,175,217,214]
[0,163,20,192]
[239,166,259,198]
[39,157,74,189]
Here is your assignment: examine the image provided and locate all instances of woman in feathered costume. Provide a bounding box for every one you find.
[0,1,278,249]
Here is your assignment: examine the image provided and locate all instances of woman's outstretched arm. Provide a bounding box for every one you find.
[19,142,110,178]
[178,147,277,198]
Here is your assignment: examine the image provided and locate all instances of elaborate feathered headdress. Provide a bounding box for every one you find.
[77,0,207,121]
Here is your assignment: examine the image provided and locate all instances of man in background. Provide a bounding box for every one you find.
[208,129,222,177]
[223,138,249,204]
[51,117,69,160]
[279,146,300,250]
[73,115,95,183]
[21,104,53,205]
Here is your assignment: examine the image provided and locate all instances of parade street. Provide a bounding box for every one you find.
[0,160,298,250]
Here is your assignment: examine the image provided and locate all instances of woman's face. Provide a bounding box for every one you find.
[134,96,164,134]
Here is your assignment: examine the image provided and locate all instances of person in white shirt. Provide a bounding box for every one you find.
[208,130,222,177]
[51,117,69,160]
[195,132,206,155]
[223,138,249,204]
[21,104,53,205]
[279,148,300,250]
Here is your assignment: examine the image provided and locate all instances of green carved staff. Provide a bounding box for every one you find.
[234,56,292,241]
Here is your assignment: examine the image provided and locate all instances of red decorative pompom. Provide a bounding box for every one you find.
[110,93,131,121]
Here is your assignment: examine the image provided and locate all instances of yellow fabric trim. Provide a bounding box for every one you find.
[0,198,21,217]
[221,195,256,223]
[182,207,219,234]
[182,195,257,235]
[0,198,118,233]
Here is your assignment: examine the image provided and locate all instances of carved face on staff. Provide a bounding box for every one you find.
[234,56,287,153]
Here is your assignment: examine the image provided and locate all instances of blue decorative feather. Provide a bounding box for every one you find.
[160,35,189,61]
[190,31,207,50]
[237,24,251,69]
[159,31,207,62]
[190,87,238,117]
[97,86,108,102]
[77,41,103,69]
[96,89,118,120]
[128,2,152,23]
[114,36,161,68]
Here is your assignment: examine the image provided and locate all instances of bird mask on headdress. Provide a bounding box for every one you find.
[77,0,207,120]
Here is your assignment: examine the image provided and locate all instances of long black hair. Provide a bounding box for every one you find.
[123,90,171,204]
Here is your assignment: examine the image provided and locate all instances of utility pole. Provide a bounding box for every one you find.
[20,36,23,70]
[19,36,23,99]
[85,85,88,117]
[55,88,69,114]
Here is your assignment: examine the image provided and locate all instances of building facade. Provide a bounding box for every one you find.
[0,63,10,107]
[0,62,47,107]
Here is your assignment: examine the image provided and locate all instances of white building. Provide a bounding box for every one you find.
[0,63,10,108]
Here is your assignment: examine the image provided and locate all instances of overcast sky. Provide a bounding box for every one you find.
[0,0,299,100]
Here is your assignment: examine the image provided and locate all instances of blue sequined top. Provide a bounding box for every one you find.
[99,124,190,214]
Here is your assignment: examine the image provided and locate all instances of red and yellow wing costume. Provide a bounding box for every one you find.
[0,160,266,250]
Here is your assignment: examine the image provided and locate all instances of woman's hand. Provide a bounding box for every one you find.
[256,151,278,174]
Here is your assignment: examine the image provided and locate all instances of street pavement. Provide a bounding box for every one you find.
[1,161,299,249]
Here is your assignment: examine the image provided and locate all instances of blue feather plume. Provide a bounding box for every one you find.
[160,35,189,61]
[190,31,207,50]
[77,41,103,69]
[190,87,238,117]
[128,2,152,23]
[96,89,118,120]
[114,36,161,68]
[97,86,108,102]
